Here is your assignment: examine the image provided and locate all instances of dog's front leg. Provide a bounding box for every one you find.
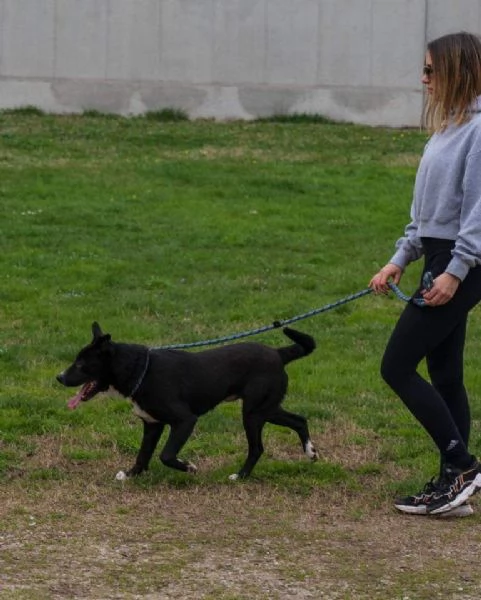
[160,414,198,473]
[230,411,265,480]
[126,421,165,477]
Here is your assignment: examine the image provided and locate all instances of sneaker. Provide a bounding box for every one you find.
[394,477,440,514]
[427,460,481,515]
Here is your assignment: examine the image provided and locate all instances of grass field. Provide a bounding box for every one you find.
[1,110,481,599]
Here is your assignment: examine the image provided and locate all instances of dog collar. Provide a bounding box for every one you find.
[129,350,150,398]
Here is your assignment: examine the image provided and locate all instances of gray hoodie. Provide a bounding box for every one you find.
[390,95,481,281]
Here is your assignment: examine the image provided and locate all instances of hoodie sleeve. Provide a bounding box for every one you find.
[389,205,424,270]
[446,149,481,281]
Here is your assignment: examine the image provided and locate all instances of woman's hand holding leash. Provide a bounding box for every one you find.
[421,272,460,306]
[369,263,403,294]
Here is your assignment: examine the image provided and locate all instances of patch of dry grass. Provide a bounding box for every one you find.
[381,153,421,168]
[1,423,481,600]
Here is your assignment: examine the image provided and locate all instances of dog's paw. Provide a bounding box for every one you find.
[115,470,128,481]
[125,465,145,477]
[228,473,239,481]
[186,462,198,474]
[305,440,319,462]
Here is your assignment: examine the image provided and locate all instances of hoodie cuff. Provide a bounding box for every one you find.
[446,256,470,282]
[389,249,410,271]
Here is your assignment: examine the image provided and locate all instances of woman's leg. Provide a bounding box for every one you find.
[381,264,481,467]
[426,317,470,447]
[380,302,471,467]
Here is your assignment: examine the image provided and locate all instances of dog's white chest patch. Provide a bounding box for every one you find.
[132,402,159,424]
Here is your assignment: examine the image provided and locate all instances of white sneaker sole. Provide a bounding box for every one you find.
[437,503,474,518]
[394,503,473,517]
[394,503,428,515]
[428,473,481,515]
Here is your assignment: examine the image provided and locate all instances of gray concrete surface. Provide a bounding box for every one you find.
[0,0,480,126]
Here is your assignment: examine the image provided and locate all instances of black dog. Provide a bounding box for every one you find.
[57,322,318,480]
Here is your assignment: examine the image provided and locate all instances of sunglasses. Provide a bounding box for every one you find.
[423,65,433,77]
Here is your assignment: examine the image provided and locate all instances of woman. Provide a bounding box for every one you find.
[370,32,481,517]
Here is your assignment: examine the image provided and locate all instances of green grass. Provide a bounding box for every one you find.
[0,112,437,479]
[1,111,481,599]
[1,111,480,481]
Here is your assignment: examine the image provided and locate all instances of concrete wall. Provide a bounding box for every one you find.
[0,0,480,126]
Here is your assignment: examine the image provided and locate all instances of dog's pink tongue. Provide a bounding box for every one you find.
[67,392,82,410]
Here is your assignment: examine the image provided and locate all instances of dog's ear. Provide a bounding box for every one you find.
[91,322,111,343]
[92,322,103,339]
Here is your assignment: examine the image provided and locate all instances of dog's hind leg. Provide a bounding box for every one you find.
[267,408,319,462]
[127,421,165,476]
[160,413,198,473]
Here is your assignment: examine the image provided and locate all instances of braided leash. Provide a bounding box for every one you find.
[388,271,433,308]
[152,272,434,350]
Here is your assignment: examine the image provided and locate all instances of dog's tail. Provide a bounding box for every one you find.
[277,327,316,365]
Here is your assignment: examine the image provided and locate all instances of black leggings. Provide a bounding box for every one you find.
[381,238,481,469]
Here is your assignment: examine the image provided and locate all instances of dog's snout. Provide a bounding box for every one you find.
[56,372,65,384]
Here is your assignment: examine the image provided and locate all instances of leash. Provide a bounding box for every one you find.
[151,272,434,350]
[389,271,433,307]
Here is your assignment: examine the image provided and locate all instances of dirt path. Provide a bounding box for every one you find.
[1,474,480,600]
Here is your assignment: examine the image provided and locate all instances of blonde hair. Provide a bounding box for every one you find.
[423,32,481,132]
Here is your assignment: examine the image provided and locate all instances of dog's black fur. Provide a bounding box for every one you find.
[57,322,318,480]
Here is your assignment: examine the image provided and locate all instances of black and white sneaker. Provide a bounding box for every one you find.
[427,460,481,515]
[395,479,474,517]
[394,477,440,514]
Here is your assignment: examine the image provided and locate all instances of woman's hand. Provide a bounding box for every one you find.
[421,272,460,306]
[369,263,403,294]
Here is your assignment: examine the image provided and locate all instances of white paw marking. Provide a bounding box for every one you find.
[115,470,127,481]
[228,473,239,481]
[305,440,318,461]
[186,462,198,473]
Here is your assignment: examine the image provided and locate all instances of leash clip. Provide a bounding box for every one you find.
[422,271,434,291]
